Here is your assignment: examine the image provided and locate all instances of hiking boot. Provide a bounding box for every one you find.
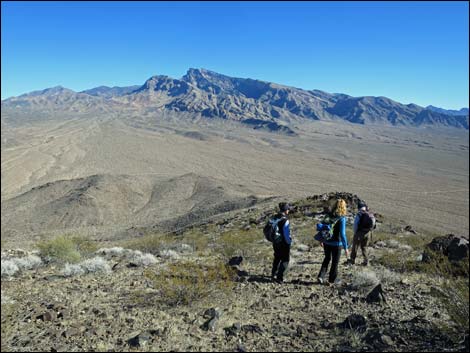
[345,259,354,266]
[362,260,369,266]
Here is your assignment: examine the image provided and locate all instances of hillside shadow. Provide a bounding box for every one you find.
[245,274,317,286]
[296,260,322,265]
[246,274,273,284]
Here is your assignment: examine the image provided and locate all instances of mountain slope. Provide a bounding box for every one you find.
[0,173,259,239]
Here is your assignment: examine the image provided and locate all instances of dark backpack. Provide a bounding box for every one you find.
[263,217,285,243]
[358,212,376,232]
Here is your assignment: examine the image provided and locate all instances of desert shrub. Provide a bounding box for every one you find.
[1,255,43,277]
[144,260,236,307]
[62,257,111,277]
[215,229,258,260]
[95,247,159,267]
[80,257,111,274]
[179,229,210,253]
[159,249,180,260]
[62,263,85,277]
[351,270,379,290]
[174,243,194,253]
[70,235,98,257]
[129,251,159,266]
[374,266,401,285]
[36,236,82,264]
[1,260,19,278]
[13,255,42,270]
[96,247,126,257]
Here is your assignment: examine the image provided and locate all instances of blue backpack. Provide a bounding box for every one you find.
[314,218,339,242]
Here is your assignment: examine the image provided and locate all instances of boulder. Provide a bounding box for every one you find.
[228,256,243,267]
[366,284,387,304]
[447,236,469,262]
[127,331,152,348]
[224,323,241,337]
[424,234,469,263]
[338,314,367,331]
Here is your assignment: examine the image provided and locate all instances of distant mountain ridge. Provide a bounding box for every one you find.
[2,68,468,130]
[426,105,469,116]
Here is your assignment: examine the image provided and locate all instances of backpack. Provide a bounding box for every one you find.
[358,212,376,232]
[263,217,285,243]
[315,218,339,242]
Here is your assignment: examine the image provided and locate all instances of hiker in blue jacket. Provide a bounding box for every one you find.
[271,202,293,283]
[317,199,349,285]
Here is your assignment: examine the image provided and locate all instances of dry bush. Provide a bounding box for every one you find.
[62,257,111,277]
[62,263,85,277]
[351,270,379,290]
[144,260,236,307]
[215,229,259,260]
[1,260,19,278]
[96,247,126,257]
[36,235,97,264]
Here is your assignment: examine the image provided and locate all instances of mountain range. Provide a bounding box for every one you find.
[2,68,468,130]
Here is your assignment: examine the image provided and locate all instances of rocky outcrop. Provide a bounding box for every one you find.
[424,234,469,263]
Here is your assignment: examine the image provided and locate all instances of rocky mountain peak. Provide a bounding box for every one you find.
[135,75,190,96]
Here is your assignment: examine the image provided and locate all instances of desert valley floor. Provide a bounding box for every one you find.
[1,116,468,247]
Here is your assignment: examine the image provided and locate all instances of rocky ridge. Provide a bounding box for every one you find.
[1,193,469,352]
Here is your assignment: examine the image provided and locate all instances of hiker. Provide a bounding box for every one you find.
[270,202,293,283]
[316,199,349,285]
[348,201,376,266]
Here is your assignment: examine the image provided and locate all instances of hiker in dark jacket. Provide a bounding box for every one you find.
[348,202,375,266]
[271,202,293,283]
[317,199,349,285]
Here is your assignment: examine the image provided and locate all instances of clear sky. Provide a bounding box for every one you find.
[2,1,469,109]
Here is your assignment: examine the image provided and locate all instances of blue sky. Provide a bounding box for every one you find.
[2,1,469,109]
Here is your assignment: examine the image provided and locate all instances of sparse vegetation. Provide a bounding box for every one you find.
[215,228,259,260]
[351,269,379,290]
[1,302,15,352]
[129,251,159,266]
[62,256,111,277]
[124,233,178,254]
[439,276,469,336]
[1,260,19,278]
[36,235,98,264]
[62,263,85,277]
[143,259,236,307]
[1,255,43,278]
